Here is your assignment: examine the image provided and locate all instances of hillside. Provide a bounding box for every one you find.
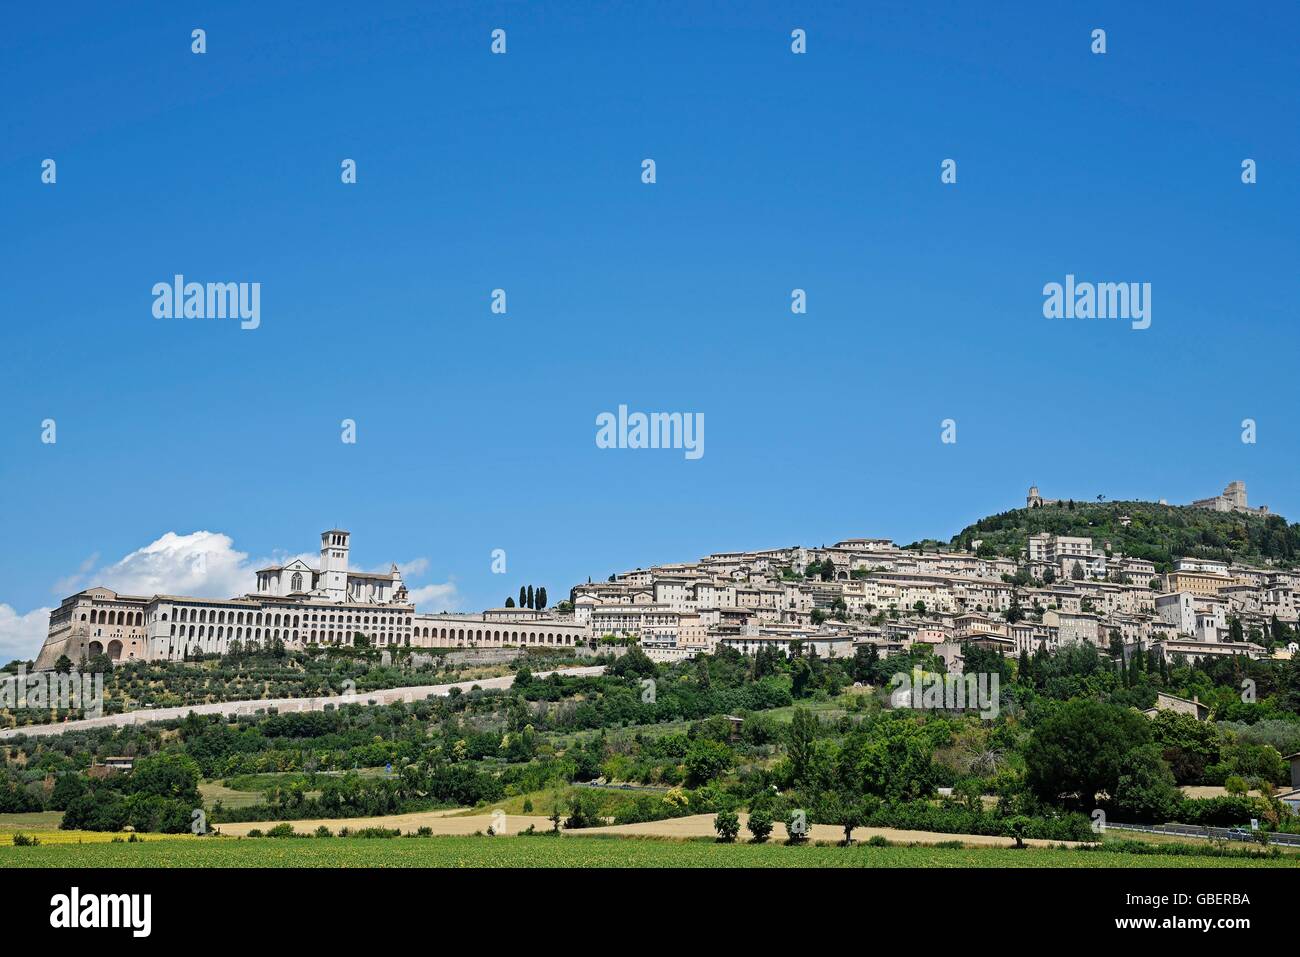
[948,500,1299,571]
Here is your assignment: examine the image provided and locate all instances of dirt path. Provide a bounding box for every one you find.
[216,810,1083,848]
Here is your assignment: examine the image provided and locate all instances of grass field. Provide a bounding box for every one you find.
[0,833,1295,867]
[199,780,266,810]
[0,811,63,831]
[0,811,201,846]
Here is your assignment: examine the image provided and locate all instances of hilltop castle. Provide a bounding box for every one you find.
[1027,482,1269,515]
[1191,481,1269,515]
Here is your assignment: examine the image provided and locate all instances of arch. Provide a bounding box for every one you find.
[106,639,123,660]
[88,640,103,656]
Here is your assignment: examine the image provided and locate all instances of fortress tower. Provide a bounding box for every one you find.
[1026,485,1060,508]
[320,529,350,602]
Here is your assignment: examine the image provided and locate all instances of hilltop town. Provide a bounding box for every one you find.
[573,482,1295,670]
[33,483,1298,675]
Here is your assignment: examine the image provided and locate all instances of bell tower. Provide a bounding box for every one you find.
[320,529,350,603]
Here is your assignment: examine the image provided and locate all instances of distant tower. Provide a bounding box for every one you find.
[320,530,350,603]
[1027,485,1043,508]
[1225,481,1248,511]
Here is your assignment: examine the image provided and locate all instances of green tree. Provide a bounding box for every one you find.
[129,752,202,806]
[684,738,734,787]
[1110,743,1181,822]
[1148,709,1221,785]
[713,809,740,843]
[746,805,774,843]
[786,708,819,788]
[849,643,879,684]
[49,773,88,811]
[1025,699,1153,808]
[1006,815,1032,849]
[817,790,876,845]
[1229,616,1244,643]
[835,714,936,801]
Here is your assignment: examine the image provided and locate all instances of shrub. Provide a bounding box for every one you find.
[785,809,809,844]
[1175,795,1261,827]
[1006,815,1032,849]
[351,827,400,839]
[564,792,603,830]
[714,810,740,843]
[10,833,39,847]
[746,807,774,843]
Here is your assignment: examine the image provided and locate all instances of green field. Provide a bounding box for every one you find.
[0,811,63,831]
[0,834,1295,868]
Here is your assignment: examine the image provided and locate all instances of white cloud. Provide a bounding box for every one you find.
[408,582,460,611]
[0,604,54,662]
[397,558,430,578]
[95,531,259,599]
[1,532,462,660]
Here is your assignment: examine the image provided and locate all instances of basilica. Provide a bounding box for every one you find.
[34,529,587,669]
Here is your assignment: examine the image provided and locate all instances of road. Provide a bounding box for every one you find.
[1107,821,1300,848]
[0,665,605,740]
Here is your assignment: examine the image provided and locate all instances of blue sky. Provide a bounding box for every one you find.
[2,2,1298,656]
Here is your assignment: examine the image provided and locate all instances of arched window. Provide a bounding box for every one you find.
[291,572,303,592]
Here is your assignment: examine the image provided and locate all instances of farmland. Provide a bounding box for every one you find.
[0,833,1295,868]
[6,641,1300,860]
